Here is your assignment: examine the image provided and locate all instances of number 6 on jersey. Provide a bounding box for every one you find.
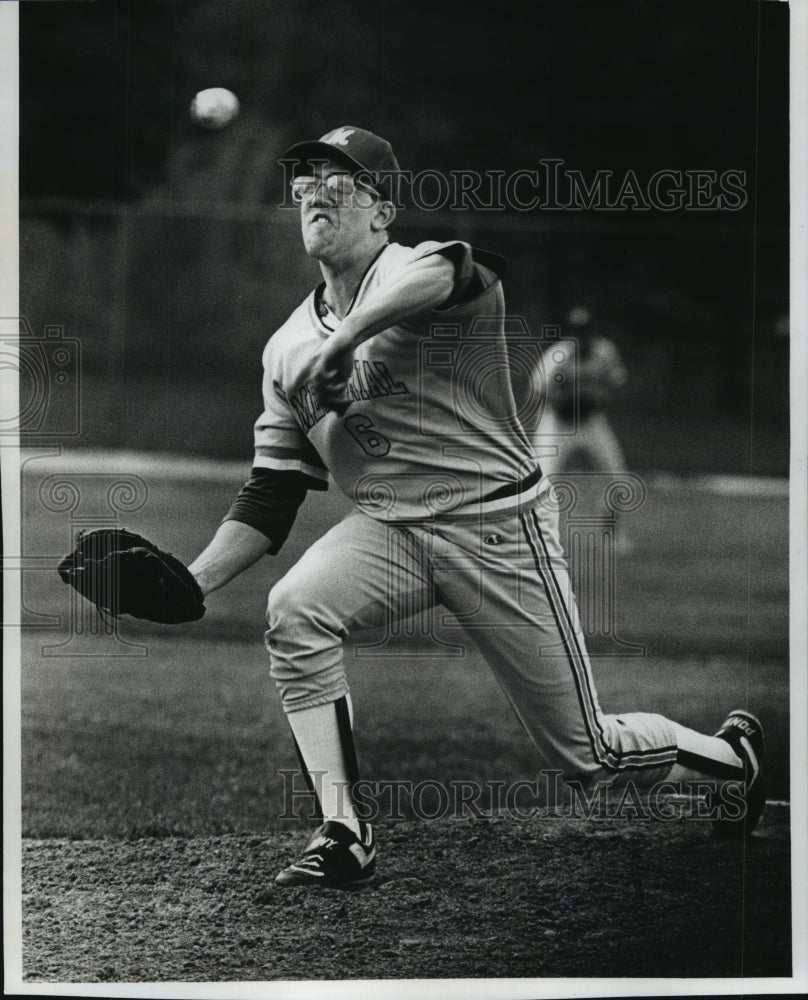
[344,412,391,456]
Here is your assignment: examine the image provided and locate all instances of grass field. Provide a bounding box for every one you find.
[15,453,792,983]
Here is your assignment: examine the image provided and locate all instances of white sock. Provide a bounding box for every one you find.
[287,700,361,838]
[667,722,743,785]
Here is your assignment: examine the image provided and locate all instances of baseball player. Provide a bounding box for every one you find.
[537,307,634,553]
[538,306,628,479]
[64,127,764,888]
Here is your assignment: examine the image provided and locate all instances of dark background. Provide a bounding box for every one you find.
[19,0,790,472]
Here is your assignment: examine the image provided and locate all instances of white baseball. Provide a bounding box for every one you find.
[190,88,240,129]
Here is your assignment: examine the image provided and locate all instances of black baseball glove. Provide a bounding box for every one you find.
[57,528,205,624]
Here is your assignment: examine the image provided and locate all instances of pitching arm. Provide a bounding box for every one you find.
[310,253,456,411]
[333,253,456,348]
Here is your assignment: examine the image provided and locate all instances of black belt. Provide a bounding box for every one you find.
[482,465,542,503]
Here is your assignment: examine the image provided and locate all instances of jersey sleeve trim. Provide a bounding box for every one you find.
[253,445,329,486]
[253,454,330,486]
[409,242,507,311]
[410,241,506,276]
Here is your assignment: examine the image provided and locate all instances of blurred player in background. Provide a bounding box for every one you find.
[539,306,628,478]
[184,127,765,888]
[538,306,633,553]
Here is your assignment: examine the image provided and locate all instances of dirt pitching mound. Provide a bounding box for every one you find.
[22,810,790,982]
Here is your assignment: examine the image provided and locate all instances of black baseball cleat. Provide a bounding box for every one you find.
[275,820,376,888]
[711,709,766,838]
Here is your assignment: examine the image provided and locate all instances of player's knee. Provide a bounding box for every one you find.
[266,578,313,643]
[265,579,348,709]
[266,574,343,643]
[266,575,297,631]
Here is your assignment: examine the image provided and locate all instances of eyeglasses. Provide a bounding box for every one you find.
[290,173,378,207]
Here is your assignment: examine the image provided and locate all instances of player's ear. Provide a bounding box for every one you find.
[371,199,396,232]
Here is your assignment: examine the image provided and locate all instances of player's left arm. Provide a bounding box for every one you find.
[310,253,456,410]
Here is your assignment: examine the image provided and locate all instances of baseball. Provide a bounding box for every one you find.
[190,87,240,129]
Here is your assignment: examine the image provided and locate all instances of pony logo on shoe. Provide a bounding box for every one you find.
[711,709,766,838]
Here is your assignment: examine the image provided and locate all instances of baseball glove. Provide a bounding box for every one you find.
[57,528,205,624]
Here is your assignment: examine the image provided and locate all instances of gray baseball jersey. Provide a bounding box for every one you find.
[254,240,542,522]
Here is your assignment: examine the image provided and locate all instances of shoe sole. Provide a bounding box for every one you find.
[275,858,376,889]
[275,866,376,889]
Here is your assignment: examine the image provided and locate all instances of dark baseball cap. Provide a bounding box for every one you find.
[282,126,400,201]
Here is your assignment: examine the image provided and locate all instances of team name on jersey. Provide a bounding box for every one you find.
[289,360,410,432]
[347,359,409,402]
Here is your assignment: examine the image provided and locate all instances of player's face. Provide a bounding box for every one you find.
[293,163,382,262]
